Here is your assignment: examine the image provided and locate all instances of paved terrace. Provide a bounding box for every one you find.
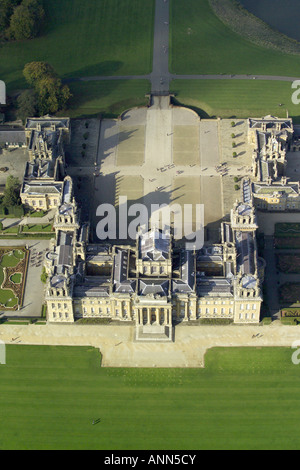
[0,322,299,368]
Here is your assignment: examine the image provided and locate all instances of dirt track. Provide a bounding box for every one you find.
[1,322,300,368]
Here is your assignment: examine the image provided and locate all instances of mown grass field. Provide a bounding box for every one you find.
[170,0,300,76]
[1,345,300,450]
[170,80,300,122]
[63,80,151,118]
[0,0,155,92]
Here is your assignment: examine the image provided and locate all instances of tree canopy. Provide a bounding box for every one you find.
[0,0,45,40]
[8,0,45,40]
[3,176,21,207]
[23,61,72,116]
[0,0,21,33]
[16,89,38,122]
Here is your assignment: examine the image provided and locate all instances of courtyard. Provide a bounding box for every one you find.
[66,99,254,245]
[0,148,28,189]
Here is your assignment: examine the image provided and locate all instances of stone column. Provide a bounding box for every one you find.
[156,308,160,325]
[147,308,151,325]
[184,301,188,321]
[176,302,180,320]
[111,301,116,318]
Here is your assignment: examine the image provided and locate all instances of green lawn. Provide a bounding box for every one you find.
[170,0,300,76]
[22,224,53,233]
[10,273,22,284]
[170,80,300,122]
[63,79,151,118]
[0,0,155,92]
[1,251,24,268]
[1,345,300,450]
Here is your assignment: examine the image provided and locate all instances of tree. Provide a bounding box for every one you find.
[3,176,20,207]
[16,89,38,122]
[23,62,72,115]
[0,0,21,33]
[8,0,45,40]
[40,267,48,284]
[23,61,57,86]
[36,76,72,115]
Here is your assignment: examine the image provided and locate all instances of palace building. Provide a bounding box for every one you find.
[44,174,265,340]
[19,113,300,339]
[20,116,70,211]
[248,115,300,211]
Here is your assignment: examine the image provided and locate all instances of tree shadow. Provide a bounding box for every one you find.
[63,61,124,81]
[170,97,211,119]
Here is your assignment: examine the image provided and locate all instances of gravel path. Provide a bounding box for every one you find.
[1,322,300,368]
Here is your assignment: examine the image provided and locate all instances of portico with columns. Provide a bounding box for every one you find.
[135,302,172,327]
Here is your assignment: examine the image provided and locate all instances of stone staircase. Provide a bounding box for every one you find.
[135,324,173,342]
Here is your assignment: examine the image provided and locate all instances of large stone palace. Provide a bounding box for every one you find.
[17,113,300,338]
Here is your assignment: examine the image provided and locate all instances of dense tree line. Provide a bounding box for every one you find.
[17,62,72,121]
[0,0,45,41]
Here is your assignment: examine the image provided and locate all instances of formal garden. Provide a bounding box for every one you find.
[276,254,300,274]
[0,247,28,310]
[274,223,300,249]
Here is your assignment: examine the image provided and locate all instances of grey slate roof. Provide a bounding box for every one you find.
[0,129,26,144]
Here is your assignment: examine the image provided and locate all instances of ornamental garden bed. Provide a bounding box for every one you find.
[274,223,300,249]
[0,247,29,310]
[276,254,300,274]
[279,283,300,305]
